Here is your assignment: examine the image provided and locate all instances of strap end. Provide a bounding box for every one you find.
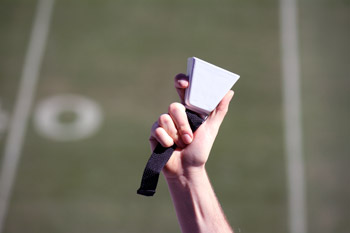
[137,188,156,196]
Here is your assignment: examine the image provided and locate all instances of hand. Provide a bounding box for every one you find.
[149,73,234,180]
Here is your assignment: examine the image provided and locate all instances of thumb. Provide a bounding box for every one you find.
[205,90,234,131]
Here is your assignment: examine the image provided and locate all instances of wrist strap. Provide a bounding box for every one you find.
[137,109,204,196]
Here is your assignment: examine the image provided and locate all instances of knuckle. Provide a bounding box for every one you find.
[178,124,189,134]
[154,127,164,139]
[158,114,171,126]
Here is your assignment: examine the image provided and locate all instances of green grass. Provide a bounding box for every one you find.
[0,0,349,232]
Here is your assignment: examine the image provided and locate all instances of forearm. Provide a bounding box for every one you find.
[166,167,233,233]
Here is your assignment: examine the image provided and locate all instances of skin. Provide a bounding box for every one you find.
[149,73,234,233]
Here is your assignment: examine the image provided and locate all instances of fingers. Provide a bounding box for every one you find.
[158,114,178,143]
[168,103,193,144]
[174,73,189,103]
[149,102,193,149]
[150,121,174,148]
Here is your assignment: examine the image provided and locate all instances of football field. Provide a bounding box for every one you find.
[0,0,349,232]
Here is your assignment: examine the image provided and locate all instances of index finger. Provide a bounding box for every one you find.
[174,73,189,103]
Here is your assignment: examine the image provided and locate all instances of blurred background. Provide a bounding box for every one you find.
[0,0,349,232]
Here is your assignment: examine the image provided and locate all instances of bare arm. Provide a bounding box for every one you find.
[166,167,233,233]
[149,74,234,233]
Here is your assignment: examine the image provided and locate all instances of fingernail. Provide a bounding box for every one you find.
[178,80,188,87]
[183,134,192,144]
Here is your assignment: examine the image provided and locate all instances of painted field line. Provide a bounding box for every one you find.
[279,0,307,233]
[0,0,55,231]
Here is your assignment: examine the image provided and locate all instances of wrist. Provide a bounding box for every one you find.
[164,165,207,186]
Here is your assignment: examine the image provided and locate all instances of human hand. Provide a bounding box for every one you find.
[149,73,234,180]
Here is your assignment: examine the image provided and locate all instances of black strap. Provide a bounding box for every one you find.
[137,109,204,196]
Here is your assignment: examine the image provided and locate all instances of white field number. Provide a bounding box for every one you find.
[0,95,103,142]
[34,94,103,141]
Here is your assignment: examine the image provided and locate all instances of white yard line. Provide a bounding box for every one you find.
[279,0,307,233]
[0,0,55,231]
